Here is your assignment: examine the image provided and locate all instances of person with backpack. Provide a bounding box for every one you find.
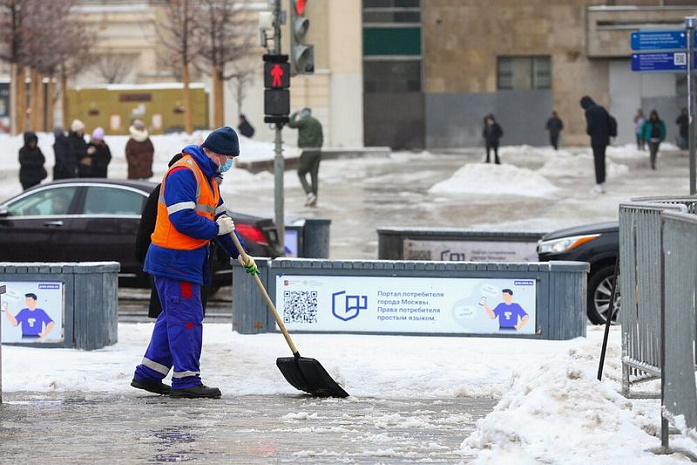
[642,110,666,170]
[580,96,612,194]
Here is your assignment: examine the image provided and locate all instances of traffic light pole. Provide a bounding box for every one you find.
[272,0,285,253]
[687,16,696,195]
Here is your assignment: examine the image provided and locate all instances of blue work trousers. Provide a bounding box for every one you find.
[134,276,204,389]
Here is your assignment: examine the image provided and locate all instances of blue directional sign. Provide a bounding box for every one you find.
[631,52,691,72]
[631,30,686,51]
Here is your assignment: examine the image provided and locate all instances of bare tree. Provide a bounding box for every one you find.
[95,49,135,84]
[156,0,199,134]
[230,65,255,118]
[0,0,30,134]
[195,0,256,128]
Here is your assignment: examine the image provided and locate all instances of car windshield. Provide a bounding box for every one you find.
[6,186,78,217]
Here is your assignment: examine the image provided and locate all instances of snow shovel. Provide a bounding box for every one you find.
[230,233,349,398]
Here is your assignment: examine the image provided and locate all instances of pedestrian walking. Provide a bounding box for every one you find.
[634,109,646,151]
[482,114,503,164]
[69,119,90,178]
[18,131,47,190]
[288,108,323,207]
[642,109,666,170]
[126,119,154,180]
[237,114,255,138]
[52,126,76,180]
[580,96,611,194]
[87,127,112,178]
[676,107,688,150]
[545,111,564,150]
[131,126,258,399]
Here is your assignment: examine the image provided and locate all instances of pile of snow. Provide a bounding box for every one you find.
[429,163,559,198]
[538,150,630,178]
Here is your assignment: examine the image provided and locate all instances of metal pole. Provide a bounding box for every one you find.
[686,17,696,195]
[273,0,285,253]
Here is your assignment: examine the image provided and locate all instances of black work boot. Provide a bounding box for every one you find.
[131,377,171,395]
[170,384,222,399]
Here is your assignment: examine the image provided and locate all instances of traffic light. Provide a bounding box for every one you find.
[289,0,314,75]
[263,54,290,124]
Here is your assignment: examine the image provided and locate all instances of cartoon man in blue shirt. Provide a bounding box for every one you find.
[482,288,529,331]
[2,293,55,341]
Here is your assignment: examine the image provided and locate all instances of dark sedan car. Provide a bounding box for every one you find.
[537,221,620,325]
[0,179,282,288]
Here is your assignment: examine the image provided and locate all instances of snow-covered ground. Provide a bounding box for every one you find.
[1,131,695,463]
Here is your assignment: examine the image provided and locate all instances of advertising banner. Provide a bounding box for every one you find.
[0,281,64,343]
[276,275,536,335]
[403,239,538,262]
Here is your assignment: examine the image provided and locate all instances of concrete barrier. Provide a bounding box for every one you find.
[0,262,119,350]
[232,258,588,340]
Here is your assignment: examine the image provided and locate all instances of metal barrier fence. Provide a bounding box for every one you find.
[620,197,697,397]
[661,211,697,444]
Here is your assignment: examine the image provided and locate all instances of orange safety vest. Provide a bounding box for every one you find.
[151,155,220,250]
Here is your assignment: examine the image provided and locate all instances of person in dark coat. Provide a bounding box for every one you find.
[288,108,324,207]
[482,114,503,164]
[126,119,154,180]
[134,154,210,319]
[18,131,47,190]
[68,119,90,178]
[545,111,564,150]
[580,96,611,194]
[52,126,76,180]
[237,114,255,138]
[642,110,666,170]
[87,127,112,178]
[676,107,688,150]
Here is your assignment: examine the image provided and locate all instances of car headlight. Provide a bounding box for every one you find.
[537,234,600,254]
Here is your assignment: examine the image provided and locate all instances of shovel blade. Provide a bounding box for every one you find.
[276,356,349,398]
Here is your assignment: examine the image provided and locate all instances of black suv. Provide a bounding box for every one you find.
[537,221,619,324]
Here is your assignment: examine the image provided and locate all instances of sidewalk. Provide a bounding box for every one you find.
[0,391,495,464]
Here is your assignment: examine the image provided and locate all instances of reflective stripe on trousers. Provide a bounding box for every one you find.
[134,276,204,389]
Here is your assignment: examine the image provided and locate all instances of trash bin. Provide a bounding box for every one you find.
[302,219,331,258]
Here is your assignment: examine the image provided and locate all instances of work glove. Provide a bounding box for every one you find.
[216,215,235,235]
[238,255,259,275]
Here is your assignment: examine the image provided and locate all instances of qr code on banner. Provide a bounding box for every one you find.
[283,290,318,324]
[675,53,687,66]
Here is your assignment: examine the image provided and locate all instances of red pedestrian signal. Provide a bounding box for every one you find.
[264,62,290,89]
[294,0,306,15]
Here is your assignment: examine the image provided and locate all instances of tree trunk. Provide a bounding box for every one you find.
[9,62,17,135]
[47,75,55,131]
[212,65,224,128]
[16,66,26,134]
[29,68,38,131]
[60,72,68,129]
[182,63,193,135]
[37,72,46,132]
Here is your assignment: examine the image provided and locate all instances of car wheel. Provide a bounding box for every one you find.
[587,264,621,325]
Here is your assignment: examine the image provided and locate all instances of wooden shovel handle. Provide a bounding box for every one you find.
[231,232,300,355]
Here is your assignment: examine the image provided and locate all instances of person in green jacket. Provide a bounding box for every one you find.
[288,108,324,207]
[641,109,666,170]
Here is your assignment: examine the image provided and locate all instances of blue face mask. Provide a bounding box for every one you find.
[220,158,233,173]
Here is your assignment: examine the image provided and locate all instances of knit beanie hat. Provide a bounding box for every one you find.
[92,127,105,141]
[71,119,85,133]
[202,126,239,156]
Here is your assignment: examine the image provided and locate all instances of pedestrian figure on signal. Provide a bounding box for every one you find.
[545,111,564,150]
[482,114,503,164]
[580,96,611,194]
[288,107,324,207]
[131,126,258,399]
[18,131,47,190]
[126,119,154,180]
[634,109,646,151]
[642,109,666,170]
[87,127,112,178]
[676,107,688,151]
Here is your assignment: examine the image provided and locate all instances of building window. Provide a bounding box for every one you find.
[497,56,551,90]
[364,60,421,93]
